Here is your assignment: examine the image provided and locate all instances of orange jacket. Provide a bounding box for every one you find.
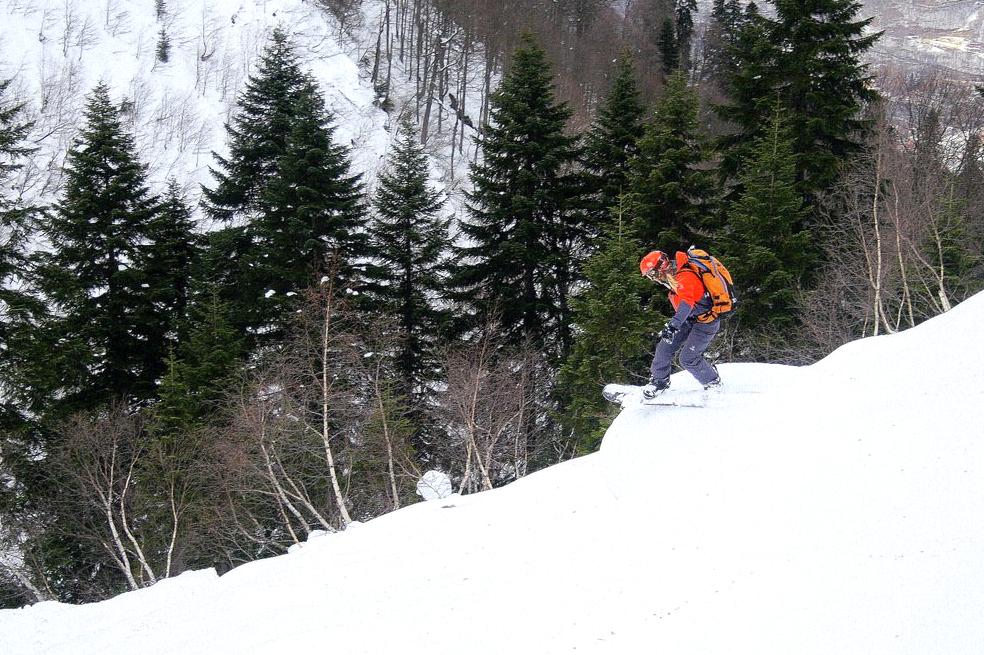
[668,251,706,312]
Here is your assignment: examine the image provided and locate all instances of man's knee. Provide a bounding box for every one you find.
[679,344,704,369]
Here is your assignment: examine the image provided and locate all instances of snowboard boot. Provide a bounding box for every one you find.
[642,377,670,400]
[702,363,722,391]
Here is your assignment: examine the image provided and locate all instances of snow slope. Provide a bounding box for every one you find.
[2,295,983,654]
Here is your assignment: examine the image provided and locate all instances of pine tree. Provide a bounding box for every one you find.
[141,180,198,357]
[715,2,775,187]
[628,71,715,253]
[721,101,812,330]
[675,0,698,68]
[177,289,244,412]
[152,351,198,437]
[201,26,311,332]
[35,83,161,412]
[717,0,880,200]
[557,212,655,453]
[202,27,311,222]
[251,85,365,337]
[582,54,645,239]
[701,0,745,87]
[932,184,981,307]
[0,79,45,596]
[155,28,171,64]
[658,19,680,75]
[203,27,364,343]
[955,134,984,244]
[0,78,42,379]
[365,117,450,393]
[453,33,581,354]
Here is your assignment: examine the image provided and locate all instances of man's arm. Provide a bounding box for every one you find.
[667,271,704,329]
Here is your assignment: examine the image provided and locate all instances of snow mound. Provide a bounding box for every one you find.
[2,294,983,654]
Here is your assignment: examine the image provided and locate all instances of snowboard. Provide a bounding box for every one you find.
[602,383,707,408]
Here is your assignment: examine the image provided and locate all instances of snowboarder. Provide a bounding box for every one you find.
[639,249,724,399]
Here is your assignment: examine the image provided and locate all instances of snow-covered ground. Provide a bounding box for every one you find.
[2,292,982,652]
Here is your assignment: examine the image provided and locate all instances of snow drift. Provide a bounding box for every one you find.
[2,294,983,654]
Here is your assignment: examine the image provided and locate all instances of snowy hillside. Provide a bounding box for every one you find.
[867,0,984,77]
[0,0,392,213]
[2,292,982,653]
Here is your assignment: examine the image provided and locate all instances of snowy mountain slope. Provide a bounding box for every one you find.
[2,294,983,653]
[0,0,392,212]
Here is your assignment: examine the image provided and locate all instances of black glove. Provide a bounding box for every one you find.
[658,322,679,343]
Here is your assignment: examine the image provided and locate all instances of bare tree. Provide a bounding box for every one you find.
[803,75,984,358]
[0,439,53,605]
[436,326,545,494]
[348,317,421,513]
[208,279,406,559]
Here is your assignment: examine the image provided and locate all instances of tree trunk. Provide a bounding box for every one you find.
[320,280,353,526]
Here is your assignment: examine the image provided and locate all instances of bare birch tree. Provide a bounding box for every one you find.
[436,327,545,494]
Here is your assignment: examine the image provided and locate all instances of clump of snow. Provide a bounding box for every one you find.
[416,469,453,500]
[2,292,983,653]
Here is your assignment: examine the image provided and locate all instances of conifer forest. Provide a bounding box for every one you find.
[1,0,982,605]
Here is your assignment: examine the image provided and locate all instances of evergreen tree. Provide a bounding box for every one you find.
[716,2,775,186]
[201,25,312,332]
[453,33,581,355]
[252,86,365,336]
[0,79,46,606]
[701,0,745,87]
[557,214,654,453]
[720,101,812,329]
[365,117,450,393]
[152,351,199,438]
[907,112,981,311]
[34,83,161,412]
[675,0,698,68]
[955,134,984,247]
[177,289,244,413]
[582,54,645,239]
[139,349,210,576]
[628,71,715,252]
[141,180,198,357]
[203,27,364,343]
[931,184,981,306]
[202,27,311,222]
[658,19,680,75]
[155,28,171,64]
[0,78,32,186]
[0,78,42,379]
[717,0,880,200]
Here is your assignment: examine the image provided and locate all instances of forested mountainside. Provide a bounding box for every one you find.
[868,0,984,77]
[1,0,983,608]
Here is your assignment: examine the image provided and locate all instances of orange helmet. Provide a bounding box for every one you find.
[640,250,671,280]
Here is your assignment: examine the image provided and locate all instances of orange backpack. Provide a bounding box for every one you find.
[681,247,737,323]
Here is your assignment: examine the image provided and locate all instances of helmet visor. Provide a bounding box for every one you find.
[643,268,662,282]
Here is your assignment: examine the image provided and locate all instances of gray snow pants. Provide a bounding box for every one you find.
[650,319,721,386]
